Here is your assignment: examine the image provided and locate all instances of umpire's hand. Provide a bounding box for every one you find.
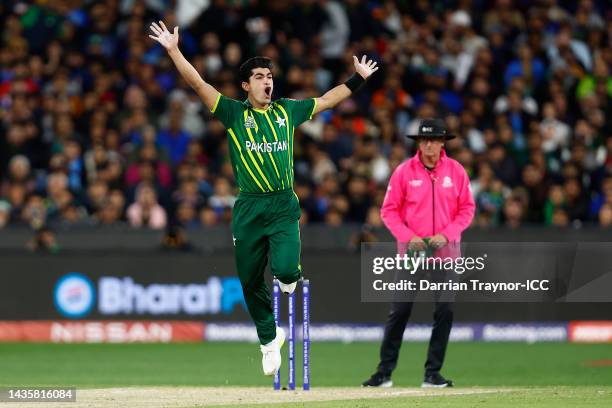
[428,234,448,249]
[408,236,427,251]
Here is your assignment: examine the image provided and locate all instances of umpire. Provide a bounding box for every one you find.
[362,118,475,388]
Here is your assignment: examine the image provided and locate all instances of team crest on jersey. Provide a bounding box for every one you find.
[244,116,256,129]
[442,176,453,188]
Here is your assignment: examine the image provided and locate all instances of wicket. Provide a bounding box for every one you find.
[272,278,310,391]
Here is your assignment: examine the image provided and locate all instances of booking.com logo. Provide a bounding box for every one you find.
[54,274,246,318]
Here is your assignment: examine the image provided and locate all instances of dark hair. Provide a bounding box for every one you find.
[239,57,273,83]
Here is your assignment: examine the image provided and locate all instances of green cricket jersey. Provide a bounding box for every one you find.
[211,94,317,193]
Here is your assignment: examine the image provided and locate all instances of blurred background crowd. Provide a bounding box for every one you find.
[0,0,610,235]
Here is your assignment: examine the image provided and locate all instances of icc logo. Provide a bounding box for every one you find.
[54,273,95,318]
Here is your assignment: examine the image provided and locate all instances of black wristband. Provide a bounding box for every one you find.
[344,72,366,93]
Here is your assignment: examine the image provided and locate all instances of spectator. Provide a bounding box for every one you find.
[503,197,524,228]
[471,162,494,197]
[522,163,549,223]
[346,176,371,223]
[544,184,567,225]
[108,189,126,221]
[451,9,488,57]
[599,204,612,227]
[160,89,206,138]
[199,206,218,226]
[97,199,124,225]
[45,172,71,221]
[126,182,167,229]
[564,178,589,223]
[125,143,173,190]
[171,178,203,220]
[84,144,124,188]
[156,106,192,165]
[488,143,518,187]
[1,155,35,197]
[310,147,337,185]
[364,206,383,228]
[540,103,571,153]
[176,202,199,229]
[22,195,47,229]
[5,184,27,222]
[86,180,110,215]
[208,177,236,215]
[324,207,343,226]
[0,200,11,228]
[547,24,592,74]
[476,178,507,226]
[590,177,612,219]
[503,44,545,91]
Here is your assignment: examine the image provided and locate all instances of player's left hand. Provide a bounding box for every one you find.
[428,234,448,249]
[353,55,379,79]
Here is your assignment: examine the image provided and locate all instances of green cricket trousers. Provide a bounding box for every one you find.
[232,189,302,345]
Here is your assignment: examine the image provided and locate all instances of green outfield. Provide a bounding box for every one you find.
[0,342,611,407]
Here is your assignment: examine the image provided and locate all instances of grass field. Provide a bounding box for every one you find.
[0,342,611,407]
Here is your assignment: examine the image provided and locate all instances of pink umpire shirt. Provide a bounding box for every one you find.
[381,149,475,248]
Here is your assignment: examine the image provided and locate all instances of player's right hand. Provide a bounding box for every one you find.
[408,236,426,251]
[353,55,379,79]
[149,20,179,51]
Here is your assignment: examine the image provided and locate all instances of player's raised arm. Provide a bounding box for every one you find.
[149,21,220,111]
[313,55,379,115]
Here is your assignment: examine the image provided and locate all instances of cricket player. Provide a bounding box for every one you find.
[363,118,475,388]
[149,21,378,376]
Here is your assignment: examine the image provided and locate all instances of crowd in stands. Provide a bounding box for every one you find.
[0,0,610,233]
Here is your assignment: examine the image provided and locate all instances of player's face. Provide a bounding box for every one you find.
[244,68,273,106]
[417,137,444,160]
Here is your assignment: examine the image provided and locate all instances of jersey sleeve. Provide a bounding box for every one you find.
[210,94,244,128]
[278,98,317,127]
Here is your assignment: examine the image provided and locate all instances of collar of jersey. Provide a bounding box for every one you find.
[244,99,273,113]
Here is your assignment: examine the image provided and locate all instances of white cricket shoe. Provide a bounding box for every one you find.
[278,280,297,294]
[260,327,285,376]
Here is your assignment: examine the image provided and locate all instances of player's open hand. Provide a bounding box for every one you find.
[149,21,179,51]
[353,55,379,79]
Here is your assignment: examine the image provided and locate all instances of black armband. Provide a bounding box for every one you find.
[344,73,366,93]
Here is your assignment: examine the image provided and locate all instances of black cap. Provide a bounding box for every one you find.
[406,118,455,140]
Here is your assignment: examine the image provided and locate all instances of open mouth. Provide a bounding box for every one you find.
[264,87,271,97]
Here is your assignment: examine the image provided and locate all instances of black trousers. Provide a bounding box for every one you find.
[377,300,454,377]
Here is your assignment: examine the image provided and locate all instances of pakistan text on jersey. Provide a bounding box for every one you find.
[245,140,289,153]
